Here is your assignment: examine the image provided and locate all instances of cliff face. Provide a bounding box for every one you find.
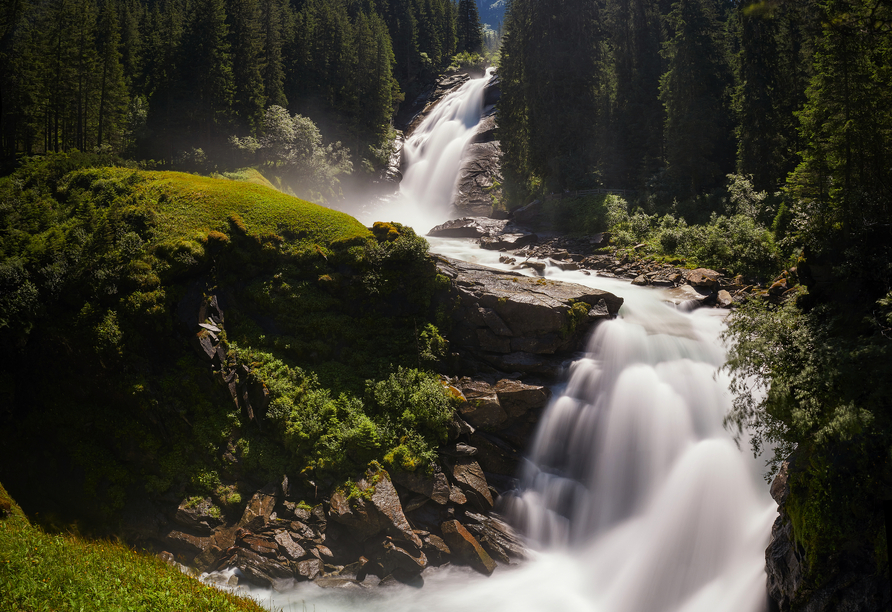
[766,454,891,612]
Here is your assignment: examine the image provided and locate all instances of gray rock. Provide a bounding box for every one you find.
[455,141,502,216]
[274,531,307,561]
[239,490,277,531]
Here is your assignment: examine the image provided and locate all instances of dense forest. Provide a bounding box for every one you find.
[0,0,491,177]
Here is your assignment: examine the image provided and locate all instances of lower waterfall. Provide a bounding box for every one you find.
[230,69,777,612]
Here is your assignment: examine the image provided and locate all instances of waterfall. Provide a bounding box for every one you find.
[346,69,493,232]
[233,70,777,612]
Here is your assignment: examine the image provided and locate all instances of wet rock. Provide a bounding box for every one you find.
[440,520,497,575]
[419,532,451,566]
[468,431,521,477]
[220,547,295,590]
[365,534,427,578]
[479,232,538,251]
[329,467,421,548]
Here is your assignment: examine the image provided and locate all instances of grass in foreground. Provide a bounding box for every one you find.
[0,483,265,612]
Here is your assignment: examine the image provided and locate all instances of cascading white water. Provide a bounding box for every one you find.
[215,70,777,612]
[346,69,493,231]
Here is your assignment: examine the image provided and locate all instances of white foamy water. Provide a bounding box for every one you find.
[214,70,776,612]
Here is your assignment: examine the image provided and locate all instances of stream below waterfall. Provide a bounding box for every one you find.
[222,69,778,612]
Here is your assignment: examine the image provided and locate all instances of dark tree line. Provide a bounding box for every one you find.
[0,0,483,167]
[498,0,885,206]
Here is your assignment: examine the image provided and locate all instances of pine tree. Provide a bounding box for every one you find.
[258,0,286,108]
[660,0,734,196]
[607,0,663,187]
[456,0,482,53]
[95,0,128,149]
[142,0,183,161]
[178,0,234,151]
[226,0,265,132]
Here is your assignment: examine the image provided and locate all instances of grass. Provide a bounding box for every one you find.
[0,482,265,612]
[64,167,372,256]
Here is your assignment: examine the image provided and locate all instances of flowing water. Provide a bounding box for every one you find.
[221,70,778,612]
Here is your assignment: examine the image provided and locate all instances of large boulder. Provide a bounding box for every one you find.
[447,458,494,512]
[493,379,550,418]
[329,467,421,548]
[437,256,623,366]
[427,217,507,239]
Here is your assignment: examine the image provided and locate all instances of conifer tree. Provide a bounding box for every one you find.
[660,0,734,195]
[178,0,234,151]
[95,0,129,149]
[456,0,482,53]
[259,0,287,108]
[226,0,265,132]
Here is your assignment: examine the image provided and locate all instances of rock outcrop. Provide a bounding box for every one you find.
[436,255,622,378]
[765,456,891,611]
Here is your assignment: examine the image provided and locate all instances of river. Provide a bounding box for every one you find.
[223,69,778,612]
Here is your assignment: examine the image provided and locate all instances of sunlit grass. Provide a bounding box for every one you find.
[0,483,265,612]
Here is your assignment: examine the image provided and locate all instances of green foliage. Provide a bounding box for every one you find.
[0,484,266,611]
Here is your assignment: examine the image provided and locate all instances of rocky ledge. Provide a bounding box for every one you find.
[436,255,623,379]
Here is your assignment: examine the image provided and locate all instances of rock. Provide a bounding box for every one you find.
[389,469,451,505]
[164,529,210,558]
[239,490,277,531]
[471,112,497,144]
[632,275,649,286]
[449,486,468,505]
[439,442,478,457]
[274,531,307,561]
[328,467,421,548]
[419,532,451,566]
[437,256,623,359]
[427,217,507,239]
[463,511,529,564]
[314,576,366,590]
[296,558,323,581]
[439,520,497,575]
[717,289,733,308]
[479,232,539,250]
[455,141,503,216]
[448,458,494,511]
[365,535,428,579]
[237,531,279,558]
[220,547,295,590]
[458,380,507,428]
[468,431,521,477]
[483,73,500,107]
[173,497,223,535]
[512,199,543,226]
[685,268,721,289]
[493,379,550,418]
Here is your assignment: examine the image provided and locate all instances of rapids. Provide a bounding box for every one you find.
[222,69,777,612]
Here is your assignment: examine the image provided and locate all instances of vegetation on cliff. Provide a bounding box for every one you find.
[0,153,456,535]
